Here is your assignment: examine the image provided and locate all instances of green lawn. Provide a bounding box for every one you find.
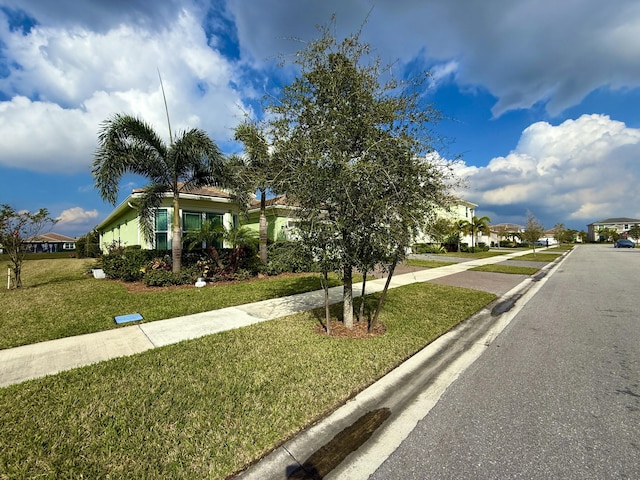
[439,251,507,259]
[469,264,540,275]
[405,258,456,268]
[0,282,495,479]
[0,258,345,349]
[510,252,562,262]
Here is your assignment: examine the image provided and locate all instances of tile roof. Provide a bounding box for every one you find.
[27,232,76,243]
[132,184,233,199]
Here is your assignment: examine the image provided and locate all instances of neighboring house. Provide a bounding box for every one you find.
[413,198,479,245]
[490,223,525,246]
[587,217,640,242]
[24,232,77,253]
[244,195,299,242]
[95,186,242,252]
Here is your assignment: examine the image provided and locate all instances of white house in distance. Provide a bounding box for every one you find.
[413,198,481,245]
[587,217,640,242]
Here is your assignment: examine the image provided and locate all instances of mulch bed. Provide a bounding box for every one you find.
[112,272,307,294]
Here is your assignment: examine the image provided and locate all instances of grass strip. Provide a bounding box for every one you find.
[439,251,507,259]
[0,282,495,479]
[469,264,540,275]
[405,259,456,268]
[510,253,561,262]
[0,259,343,349]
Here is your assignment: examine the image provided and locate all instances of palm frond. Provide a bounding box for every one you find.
[93,114,169,204]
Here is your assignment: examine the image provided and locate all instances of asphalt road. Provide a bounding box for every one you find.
[370,244,640,479]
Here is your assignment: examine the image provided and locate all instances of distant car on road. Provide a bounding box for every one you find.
[614,238,635,248]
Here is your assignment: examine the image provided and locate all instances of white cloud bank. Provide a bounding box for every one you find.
[459,114,640,226]
[56,207,98,225]
[0,8,248,173]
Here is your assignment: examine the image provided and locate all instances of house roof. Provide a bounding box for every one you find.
[27,232,76,243]
[588,217,640,226]
[249,195,291,209]
[132,184,234,199]
[450,197,478,208]
[491,223,525,232]
[96,184,237,232]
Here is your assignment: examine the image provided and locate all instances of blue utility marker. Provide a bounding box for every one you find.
[114,313,144,324]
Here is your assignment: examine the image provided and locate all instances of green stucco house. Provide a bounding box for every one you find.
[96,186,242,252]
[95,186,297,252]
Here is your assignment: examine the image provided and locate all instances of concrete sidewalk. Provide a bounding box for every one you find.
[0,249,549,388]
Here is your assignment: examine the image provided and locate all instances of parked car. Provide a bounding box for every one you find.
[614,238,635,248]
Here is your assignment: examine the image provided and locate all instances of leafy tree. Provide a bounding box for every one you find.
[522,211,546,254]
[93,114,225,272]
[564,229,578,244]
[268,20,454,329]
[628,224,640,242]
[553,223,566,246]
[75,229,101,258]
[424,218,454,245]
[233,121,282,264]
[0,205,57,288]
[578,230,588,243]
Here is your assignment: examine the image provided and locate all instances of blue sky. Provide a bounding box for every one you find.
[1,0,640,236]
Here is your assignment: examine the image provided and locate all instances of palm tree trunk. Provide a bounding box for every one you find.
[172,193,182,273]
[259,189,267,264]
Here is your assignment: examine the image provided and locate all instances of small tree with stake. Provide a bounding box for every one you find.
[522,211,546,255]
[0,205,57,288]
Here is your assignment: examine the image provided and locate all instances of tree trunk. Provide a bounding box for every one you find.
[13,264,21,289]
[369,254,399,332]
[172,194,182,273]
[343,263,354,328]
[322,269,331,335]
[259,189,268,264]
[208,246,224,269]
[358,271,368,321]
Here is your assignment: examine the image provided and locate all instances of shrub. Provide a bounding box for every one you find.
[412,243,445,254]
[266,241,315,274]
[101,247,157,282]
[75,230,101,258]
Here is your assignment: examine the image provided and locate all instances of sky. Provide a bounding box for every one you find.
[1,0,640,237]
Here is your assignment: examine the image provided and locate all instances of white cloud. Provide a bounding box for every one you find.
[56,207,99,225]
[461,114,640,226]
[0,8,249,173]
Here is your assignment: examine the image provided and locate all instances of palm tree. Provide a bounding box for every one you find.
[453,219,468,252]
[233,121,279,264]
[224,225,259,272]
[466,215,491,249]
[93,114,225,272]
[184,219,226,269]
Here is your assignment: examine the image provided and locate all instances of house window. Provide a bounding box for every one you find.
[183,212,224,249]
[63,242,75,250]
[155,209,169,250]
[624,224,629,230]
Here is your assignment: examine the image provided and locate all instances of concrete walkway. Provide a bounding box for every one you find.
[0,249,549,388]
